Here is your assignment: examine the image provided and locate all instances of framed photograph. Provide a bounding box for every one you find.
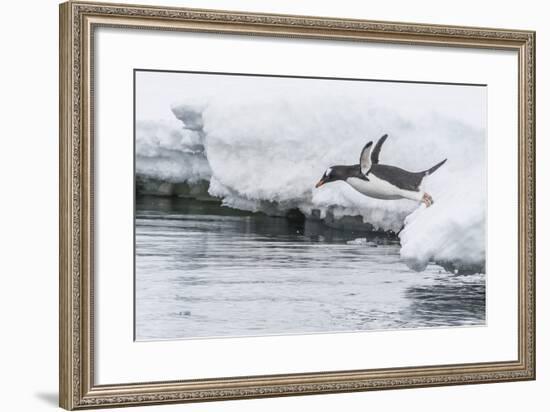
[59,1,535,409]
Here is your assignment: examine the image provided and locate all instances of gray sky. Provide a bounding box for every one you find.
[135,70,487,130]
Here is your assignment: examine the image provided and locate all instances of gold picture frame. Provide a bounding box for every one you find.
[59,1,536,409]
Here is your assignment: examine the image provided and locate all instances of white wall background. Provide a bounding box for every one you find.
[0,0,546,411]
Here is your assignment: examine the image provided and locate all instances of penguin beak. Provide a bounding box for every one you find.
[315,179,326,188]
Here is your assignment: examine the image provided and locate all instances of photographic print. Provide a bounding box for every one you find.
[59,4,535,407]
[134,70,487,341]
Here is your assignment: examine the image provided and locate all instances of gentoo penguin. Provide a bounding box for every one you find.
[315,135,446,207]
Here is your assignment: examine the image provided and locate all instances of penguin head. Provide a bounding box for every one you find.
[315,166,344,188]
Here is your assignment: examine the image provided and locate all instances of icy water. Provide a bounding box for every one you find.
[135,196,486,341]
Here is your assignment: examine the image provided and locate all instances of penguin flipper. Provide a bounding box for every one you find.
[371,134,388,164]
[359,141,374,175]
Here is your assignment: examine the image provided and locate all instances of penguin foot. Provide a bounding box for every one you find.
[422,193,434,207]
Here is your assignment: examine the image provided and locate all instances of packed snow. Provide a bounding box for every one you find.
[135,72,487,271]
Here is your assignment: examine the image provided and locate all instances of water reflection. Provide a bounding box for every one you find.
[402,274,486,326]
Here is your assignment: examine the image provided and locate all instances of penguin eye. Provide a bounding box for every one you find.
[325,168,332,178]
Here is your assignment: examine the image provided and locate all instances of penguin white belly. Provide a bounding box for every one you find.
[345,176,423,202]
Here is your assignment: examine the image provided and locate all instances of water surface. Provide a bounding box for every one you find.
[135,196,485,340]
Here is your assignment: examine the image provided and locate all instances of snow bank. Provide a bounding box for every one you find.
[136,116,210,184]
[135,74,486,271]
[399,165,486,272]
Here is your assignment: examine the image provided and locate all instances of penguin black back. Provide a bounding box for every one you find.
[369,158,447,192]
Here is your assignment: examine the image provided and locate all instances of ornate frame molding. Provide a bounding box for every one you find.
[59,1,535,409]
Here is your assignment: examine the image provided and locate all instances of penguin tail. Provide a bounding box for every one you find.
[423,158,447,176]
